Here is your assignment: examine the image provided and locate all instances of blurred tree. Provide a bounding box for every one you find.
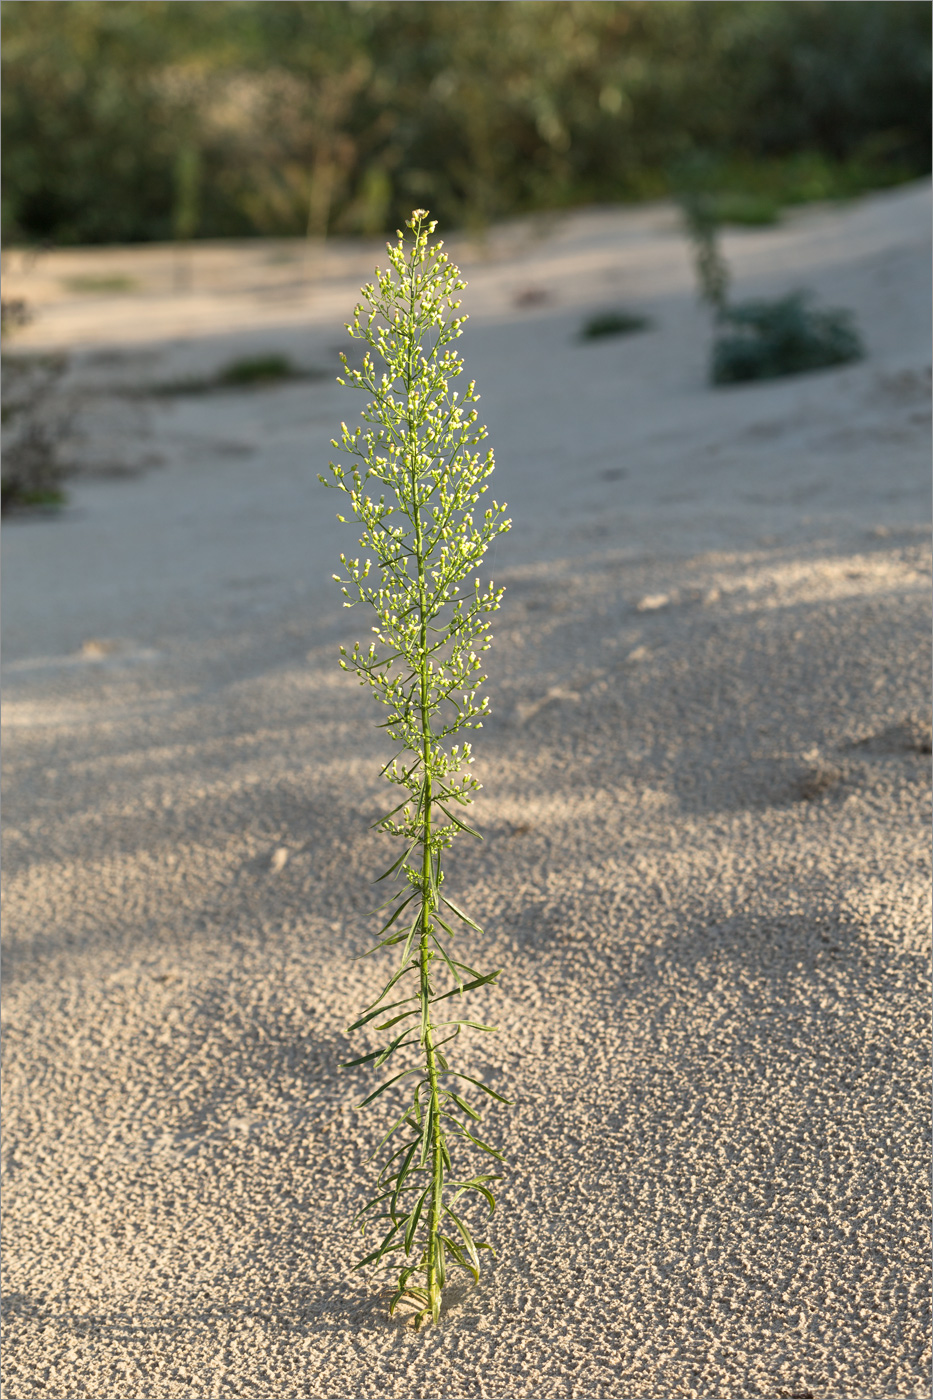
[2,0,929,245]
[173,145,200,242]
[2,1,180,243]
[715,1,932,168]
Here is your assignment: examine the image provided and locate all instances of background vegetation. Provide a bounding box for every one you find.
[2,0,930,246]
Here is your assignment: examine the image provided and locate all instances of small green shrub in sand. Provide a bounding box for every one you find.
[320,211,511,1328]
[0,299,32,336]
[217,353,296,386]
[61,274,137,294]
[1,354,69,514]
[712,291,863,385]
[0,438,67,512]
[579,309,652,341]
[150,353,317,396]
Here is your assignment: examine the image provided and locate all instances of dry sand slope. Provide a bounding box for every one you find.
[2,184,931,1399]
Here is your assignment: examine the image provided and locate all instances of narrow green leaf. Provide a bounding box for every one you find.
[347,992,417,1033]
[390,1142,419,1212]
[353,1188,394,1222]
[434,1019,497,1033]
[356,1239,404,1270]
[375,1007,420,1032]
[377,749,406,780]
[439,1235,478,1282]
[433,972,501,1003]
[458,1127,506,1160]
[445,1089,482,1122]
[417,1120,431,1170]
[377,1137,417,1181]
[445,1208,480,1275]
[374,891,417,936]
[450,958,486,979]
[442,1070,511,1103]
[370,797,411,829]
[437,804,484,840]
[400,917,421,968]
[387,1264,417,1313]
[451,1180,497,1214]
[378,956,420,1001]
[430,930,464,989]
[340,1047,385,1069]
[375,1029,420,1067]
[357,917,419,959]
[389,1283,429,1316]
[358,1065,421,1109]
[370,1103,420,1158]
[374,841,417,883]
[441,895,485,933]
[403,1189,428,1253]
[356,1217,404,1269]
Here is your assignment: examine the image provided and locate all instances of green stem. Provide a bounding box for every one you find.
[419,662,442,1322]
[408,224,444,1324]
[421,870,444,1325]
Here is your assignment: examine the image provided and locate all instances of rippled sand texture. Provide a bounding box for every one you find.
[2,184,931,1399]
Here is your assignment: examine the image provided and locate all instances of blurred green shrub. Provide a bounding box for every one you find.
[0,299,32,335]
[218,353,296,385]
[1,354,70,513]
[1,2,929,245]
[711,292,864,385]
[62,274,138,293]
[148,353,319,396]
[713,193,780,227]
[578,310,651,340]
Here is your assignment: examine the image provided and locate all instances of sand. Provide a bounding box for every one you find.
[2,183,931,1399]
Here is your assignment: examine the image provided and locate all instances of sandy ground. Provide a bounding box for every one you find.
[2,184,931,1400]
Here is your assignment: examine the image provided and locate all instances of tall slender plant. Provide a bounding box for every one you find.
[320,210,511,1328]
[678,192,730,314]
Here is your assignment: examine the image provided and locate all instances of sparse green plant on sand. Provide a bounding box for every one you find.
[319,210,511,1328]
[0,298,33,335]
[1,353,69,514]
[149,353,320,396]
[712,290,863,384]
[61,274,138,294]
[218,353,295,386]
[578,309,652,341]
